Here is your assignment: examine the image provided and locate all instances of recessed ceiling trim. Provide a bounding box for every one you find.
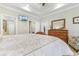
[43,3,79,17]
[0,4,40,18]
[0,3,79,18]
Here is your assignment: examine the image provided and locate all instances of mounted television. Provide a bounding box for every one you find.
[18,15,28,21]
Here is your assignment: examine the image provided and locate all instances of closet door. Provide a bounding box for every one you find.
[3,16,16,35]
[0,18,1,34]
[29,21,35,33]
[7,20,15,35]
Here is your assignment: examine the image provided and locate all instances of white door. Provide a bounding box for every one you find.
[7,21,15,35]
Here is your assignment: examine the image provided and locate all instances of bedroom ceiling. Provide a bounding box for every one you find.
[0,3,78,17]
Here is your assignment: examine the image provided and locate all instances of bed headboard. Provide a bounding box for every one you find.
[48,29,68,43]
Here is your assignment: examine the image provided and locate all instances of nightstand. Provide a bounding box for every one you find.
[36,32,45,35]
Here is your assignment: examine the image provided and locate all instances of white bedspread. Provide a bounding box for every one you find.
[0,34,74,56]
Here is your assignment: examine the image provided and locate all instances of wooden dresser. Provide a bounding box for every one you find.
[48,29,68,43]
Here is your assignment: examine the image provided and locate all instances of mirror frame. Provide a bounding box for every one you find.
[51,19,65,29]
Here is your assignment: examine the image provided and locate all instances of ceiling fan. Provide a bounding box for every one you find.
[42,3,45,6]
[40,3,46,6]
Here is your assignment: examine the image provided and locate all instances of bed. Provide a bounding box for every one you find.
[68,36,79,52]
[0,34,74,56]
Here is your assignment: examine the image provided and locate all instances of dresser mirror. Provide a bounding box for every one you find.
[51,19,65,29]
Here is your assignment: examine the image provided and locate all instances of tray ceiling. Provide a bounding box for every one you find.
[0,3,78,17]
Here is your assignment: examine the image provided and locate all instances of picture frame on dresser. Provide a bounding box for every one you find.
[73,16,79,24]
[51,19,65,29]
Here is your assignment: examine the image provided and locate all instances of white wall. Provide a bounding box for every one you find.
[0,5,41,35]
[1,4,79,36]
[43,6,79,36]
[16,21,29,34]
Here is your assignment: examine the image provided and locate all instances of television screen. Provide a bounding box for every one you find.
[18,15,28,21]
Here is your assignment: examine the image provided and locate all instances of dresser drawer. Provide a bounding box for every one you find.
[48,29,68,43]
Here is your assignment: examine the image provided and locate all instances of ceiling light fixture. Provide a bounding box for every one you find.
[21,4,31,12]
[55,4,64,9]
